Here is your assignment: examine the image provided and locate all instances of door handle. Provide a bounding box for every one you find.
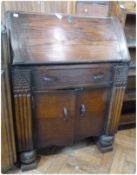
[80,104,86,117]
[64,107,68,120]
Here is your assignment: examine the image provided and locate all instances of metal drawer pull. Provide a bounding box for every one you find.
[93,73,104,81]
[64,107,68,120]
[80,104,86,117]
[43,76,57,82]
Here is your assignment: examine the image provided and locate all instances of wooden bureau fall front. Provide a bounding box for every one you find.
[6,12,130,170]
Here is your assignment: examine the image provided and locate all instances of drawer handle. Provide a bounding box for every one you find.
[43,76,57,82]
[93,73,104,81]
[64,107,68,120]
[80,104,86,117]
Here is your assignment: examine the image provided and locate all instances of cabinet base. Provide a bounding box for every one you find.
[19,150,37,171]
[21,161,37,171]
[97,134,114,153]
[97,142,113,153]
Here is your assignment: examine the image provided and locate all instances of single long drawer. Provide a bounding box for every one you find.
[76,3,109,17]
[32,65,113,90]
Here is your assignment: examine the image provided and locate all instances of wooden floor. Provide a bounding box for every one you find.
[9,128,136,174]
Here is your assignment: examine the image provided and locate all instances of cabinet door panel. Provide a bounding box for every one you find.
[33,91,75,148]
[75,88,110,140]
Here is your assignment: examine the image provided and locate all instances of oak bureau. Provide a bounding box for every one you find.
[6,11,130,170]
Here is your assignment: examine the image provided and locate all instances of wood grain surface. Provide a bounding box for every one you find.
[9,11,130,170]
[2,1,76,25]
[1,26,16,173]
[32,64,112,90]
[6,12,130,65]
[33,91,75,148]
[74,88,111,140]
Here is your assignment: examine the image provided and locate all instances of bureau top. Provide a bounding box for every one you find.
[6,11,130,65]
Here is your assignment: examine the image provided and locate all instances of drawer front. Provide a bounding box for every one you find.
[32,65,113,90]
[76,3,109,17]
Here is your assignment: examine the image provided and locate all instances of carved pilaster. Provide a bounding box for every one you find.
[14,91,33,152]
[12,70,36,170]
[97,64,129,153]
[13,70,33,152]
[106,64,129,135]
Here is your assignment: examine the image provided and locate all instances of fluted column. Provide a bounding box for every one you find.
[97,64,129,153]
[12,70,36,171]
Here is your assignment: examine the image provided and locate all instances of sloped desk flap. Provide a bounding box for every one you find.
[6,12,130,65]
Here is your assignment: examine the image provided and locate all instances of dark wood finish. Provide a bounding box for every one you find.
[1,26,16,172]
[12,70,33,152]
[33,91,75,148]
[14,92,33,151]
[32,65,112,90]
[6,11,130,65]
[97,66,129,151]
[106,65,129,135]
[75,88,111,140]
[12,70,36,170]
[7,12,130,170]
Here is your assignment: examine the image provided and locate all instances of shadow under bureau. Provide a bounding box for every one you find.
[6,11,130,171]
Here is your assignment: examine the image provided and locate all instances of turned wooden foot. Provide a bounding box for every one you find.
[97,134,114,153]
[19,150,37,171]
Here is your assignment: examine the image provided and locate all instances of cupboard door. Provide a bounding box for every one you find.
[33,91,75,148]
[75,88,110,140]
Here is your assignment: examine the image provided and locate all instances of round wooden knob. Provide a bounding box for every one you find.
[84,8,88,13]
